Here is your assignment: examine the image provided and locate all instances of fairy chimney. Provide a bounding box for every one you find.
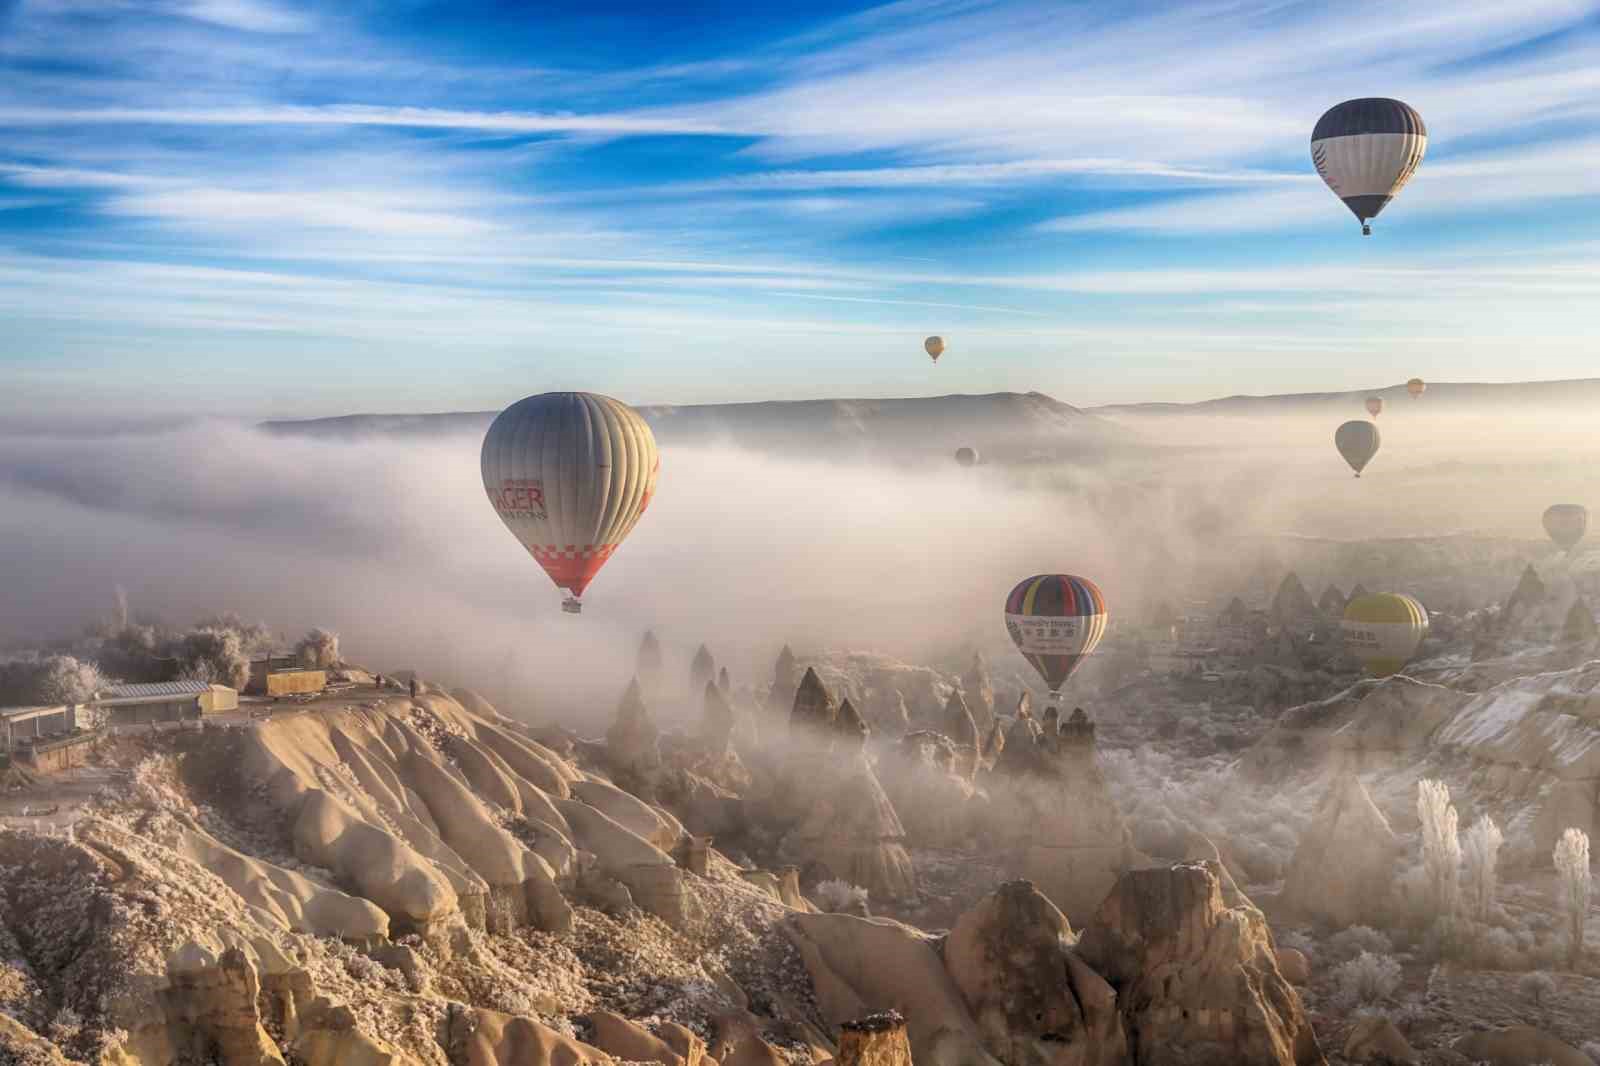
[701,680,735,754]
[637,630,663,698]
[690,644,717,699]
[606,678,660,777]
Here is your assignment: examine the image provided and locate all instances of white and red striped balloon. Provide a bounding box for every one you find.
[481,392,659,611]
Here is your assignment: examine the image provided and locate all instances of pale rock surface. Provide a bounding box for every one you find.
[1076,861,1325,1066]
[944,880,1127,1066]
[1452,1025,1593,1066]
[1343,1015,1416,1064]
[448,1007,616,1066]
[782,912,1002,1066]
[1280,773,1404,926]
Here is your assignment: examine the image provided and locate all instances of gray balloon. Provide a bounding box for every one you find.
[1335,420,1381,477]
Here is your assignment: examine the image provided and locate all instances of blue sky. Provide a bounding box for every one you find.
[2,0,1599,417]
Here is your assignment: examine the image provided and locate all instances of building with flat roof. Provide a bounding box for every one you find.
[92,680,237,724]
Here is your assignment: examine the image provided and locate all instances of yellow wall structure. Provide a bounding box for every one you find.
[265,670,326,697]
[198,685,240,714]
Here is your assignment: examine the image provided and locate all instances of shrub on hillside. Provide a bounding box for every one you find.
[174,628,250,690]
[1332,951,1402,1007]
[1327,925,1393,963]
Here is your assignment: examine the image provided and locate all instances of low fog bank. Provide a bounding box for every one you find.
[2,406,1594,724]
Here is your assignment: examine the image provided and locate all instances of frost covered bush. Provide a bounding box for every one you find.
[1518,970,1557,1007]
[1582,1040,1600,1064]
[814,879,869,914]
[295,628,341,669]
[1327,925,1393,963]
[1278,929,1317,961]
[0,655,105,706]
[1333,951,1402,1007]
[1553,828,1591,963]
[175,627,250,690]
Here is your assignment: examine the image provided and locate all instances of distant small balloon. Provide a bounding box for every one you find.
[1543,504,1588,553]
[1366,396,1384,418]
[925,336,945,362]
[1335,420,1381,478]
[955,446,978,467]
[1342,592,1429,676]
[1407,377,1425,398]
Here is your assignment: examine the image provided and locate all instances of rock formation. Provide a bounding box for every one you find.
[878,731,976,848]
[990,707,1136,924]
[718,666,732,696]
[1280,772,1403,926]
[1317,585,1347,616]
[1271,572,1317,625]
[944,880,1126,1066]
[606,679,662,786]
[943,689,980,781]
[1076,861,1324,1066]
[835,1012,912,1066]
[701,680,735,755]
[637,630,664,699]
[1561,596,1596,644]
[959,653,996,735]
[836,698,869,749]
[691,645,717,701]
[1453,1026,1592,1066]
[782,750,918,903]
[1343,1015,1415,1064]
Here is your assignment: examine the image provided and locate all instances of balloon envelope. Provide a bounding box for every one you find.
[1407,377,1425,398]
[1342,593,1429,676]
[1335,420,1381,477]
[1543,504,1588,553]
[481,392,659,604]
[1366,396,1383,417]
[1004,574,1107,695]
[1311,98,1426,231]
[924,336,945,362]
[955,447,978,467]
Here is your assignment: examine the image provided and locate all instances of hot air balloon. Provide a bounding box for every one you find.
[481,392,659,615]
[955,447,978,467]
[1335,420,1381,477]
[1543,504,1588,554]
[1311,98,1427,236]
[1366,396,1384,418]
[1407,377,1425,398]
[925,336,945,363]
[1342,592,1429,676]
[1004,575,1107,706]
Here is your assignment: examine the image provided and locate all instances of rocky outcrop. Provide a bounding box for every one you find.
[1271,573,1317,625]
[448,1007,616,1066]
[944,690,980,781]
[638,631,664,699]
[1280,773,1403,927]
[1561,597,1596,644]
[782,913,1001,1066]
[702,681,736,755]
[990,708,1138,924]
[1317,585,1347,616]
[836,1012,913,1066]
[606,679,662,783]
[878,732,977,848]
[1343,1015,1415,1064]
[944,880,1126,1066]
[691,645,717,701]
[960,653,996,736]
[1076,861,1324,1066]
[783,749,918,903]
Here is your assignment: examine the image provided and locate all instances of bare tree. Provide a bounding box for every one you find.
[1553,828,1591,965]
[1462,813,1505,922]
[175,628,250,690]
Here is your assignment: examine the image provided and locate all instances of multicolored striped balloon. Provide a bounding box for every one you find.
[1003,574,1108,698]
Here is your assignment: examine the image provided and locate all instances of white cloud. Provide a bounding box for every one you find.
[0,104,735,136]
